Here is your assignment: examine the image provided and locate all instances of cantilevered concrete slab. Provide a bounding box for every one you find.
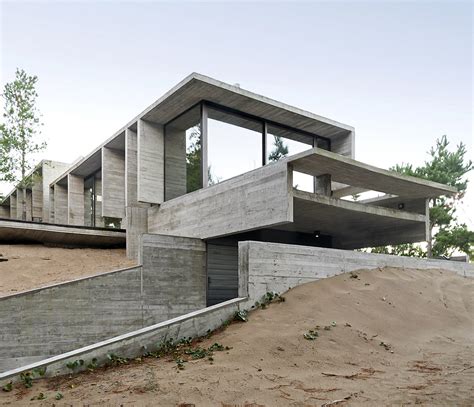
[0,219,125,247]
[275,189,426,249]
[287,148,456,199]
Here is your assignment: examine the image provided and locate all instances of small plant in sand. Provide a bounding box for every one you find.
[254,291,285,309]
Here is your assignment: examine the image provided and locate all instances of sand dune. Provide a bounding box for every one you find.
[1,267,473,406]
[0,244,135,297]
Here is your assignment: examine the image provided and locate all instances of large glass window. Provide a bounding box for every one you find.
[207,106,263,184]
[266,124,314,192]
[164,105,202,200]
[163,102,331,199]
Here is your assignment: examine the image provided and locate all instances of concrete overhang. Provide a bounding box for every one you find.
[48,73,354,187]
[50,150,102,187]
[274,189,426,249]
[0,219,125,247]
[287,148,457,199]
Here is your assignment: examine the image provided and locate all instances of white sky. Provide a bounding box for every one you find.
[0,0,472,227]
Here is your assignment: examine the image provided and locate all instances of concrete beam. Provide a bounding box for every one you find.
[288,148,457,199]
[102,147,125,219]
[67,174,85,226]
[137,119,164,204]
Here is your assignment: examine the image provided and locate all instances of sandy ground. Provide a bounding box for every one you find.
[0,244,136,297]
[1,267,473,406]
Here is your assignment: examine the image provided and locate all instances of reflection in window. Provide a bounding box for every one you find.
[208,106,262,184]
[164,105,202,200]
[266,125,314,192]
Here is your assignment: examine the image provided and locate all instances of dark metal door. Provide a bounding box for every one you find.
[206,243,238,306]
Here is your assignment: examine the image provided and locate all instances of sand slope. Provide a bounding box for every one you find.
[0,244,136,297]
[1,267,473,406]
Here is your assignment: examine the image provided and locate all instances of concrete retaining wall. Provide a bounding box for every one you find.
[238,241,474,307]
[0,234,206,373]
[0,297,245,383]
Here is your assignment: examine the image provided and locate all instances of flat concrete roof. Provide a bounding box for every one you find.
[50,73,354,186]
[287,148,456,199]
[0,219,125,247]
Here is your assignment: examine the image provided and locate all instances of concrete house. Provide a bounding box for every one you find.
[0,73,456,305]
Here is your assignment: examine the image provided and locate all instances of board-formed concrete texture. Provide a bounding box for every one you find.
[125,128,138,206]
[53,184,68,225]
[0,219,125,247]
[238,241,474,308]
[102,146,126,218]
[0,297,245,383]
[0,73,464,257]
[148,161,292,239]
[137,119,164,204]
[67,174,85,225]
[0,233,206,373]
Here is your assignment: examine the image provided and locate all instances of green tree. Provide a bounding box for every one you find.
[0,68,45,184]
[370,135,473,259]
[268,136,289,162]
[186,126,217,192]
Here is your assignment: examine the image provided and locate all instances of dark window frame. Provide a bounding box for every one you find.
[164,100,331,191]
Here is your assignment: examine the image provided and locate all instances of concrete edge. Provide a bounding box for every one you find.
[0,297,246,383]
[0,265,141,301]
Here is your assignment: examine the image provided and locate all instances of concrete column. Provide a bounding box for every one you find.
[137,119,164,204]
[25,189,32,221]
[10,193,16,219]
[68,174,85,225]
[94,177,104,227]
[32,178,43,221]
[42,161,71,222]
[16,189,24,220]
[125,128,138,207]
[164,127,186,200]
[126,205,148,260]
[102,147,125,219]
[315,174,332,196]
[49,186,55,222]
[425,198,432,258]
[53,184,68,224]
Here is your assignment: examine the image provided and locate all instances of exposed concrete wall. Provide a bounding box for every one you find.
[330,130,354,158]
[148,161,292,239]
[53,184,68,224]
[102,147,126,219]
[32,177,43,220]
[126,206,148,260]
[137,119,164,204]
[125,128,138,207]
[42,161,71,222]
[25,189,32,221]
[16,189,24,220]
[67,174,85,225]
[0,205,9,218]
[164,127,186,200]
[0,298,245,382]
[238,241,474,307]
[139,234,207,325]
[0,233,206,373]
[9,193,16,219]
